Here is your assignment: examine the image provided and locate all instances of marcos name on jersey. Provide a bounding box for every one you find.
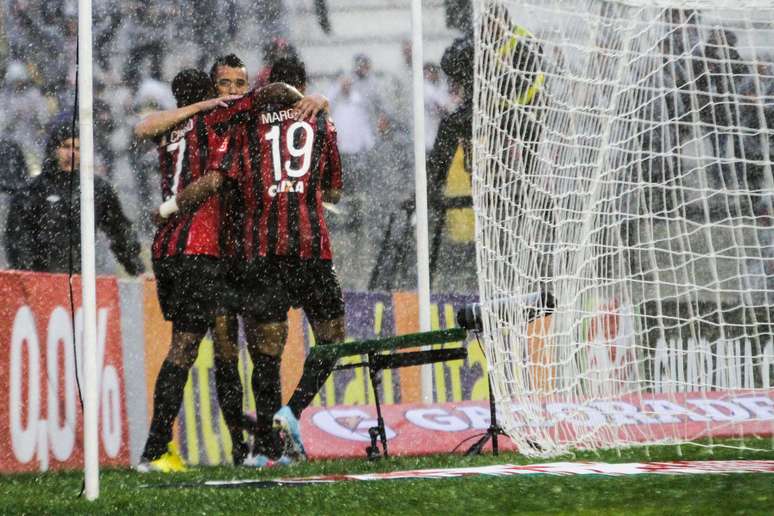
[211,104,343,262]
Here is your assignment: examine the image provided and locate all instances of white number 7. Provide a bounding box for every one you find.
[165,138,186,196]
[265,121,314,182]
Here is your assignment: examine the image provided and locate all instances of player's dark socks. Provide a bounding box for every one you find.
[253,428,283,460]
[232,440,249,466]
[251,354,282,457]
[214,357,246,450]
[141,360,189,461]
[287,344,338,419]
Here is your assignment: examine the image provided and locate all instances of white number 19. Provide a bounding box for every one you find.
[265,121,314,181]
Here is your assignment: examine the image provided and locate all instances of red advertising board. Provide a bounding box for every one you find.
[0,271,130,472]
[300,390,774,460]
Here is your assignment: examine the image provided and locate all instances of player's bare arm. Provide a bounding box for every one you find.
[152,171,225,225]
[134,96,241,140]
[254,82,329,120]
[295,93,330,120]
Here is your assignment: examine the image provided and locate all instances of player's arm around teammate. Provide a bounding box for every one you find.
[138,69,245,471]
[236,56,347,462]
[147,56,331,466]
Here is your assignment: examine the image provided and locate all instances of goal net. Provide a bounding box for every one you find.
[472,0,774,456]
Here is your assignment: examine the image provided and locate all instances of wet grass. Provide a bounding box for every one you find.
[2,440,773,515]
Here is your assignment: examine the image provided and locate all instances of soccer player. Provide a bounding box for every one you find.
[138,58,332,469]
[207,55,346,463]
[135,54,328,471]
[136,69,248,472]
[134,54,327,141]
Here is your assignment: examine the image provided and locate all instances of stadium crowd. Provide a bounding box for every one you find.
[0,0,472,292]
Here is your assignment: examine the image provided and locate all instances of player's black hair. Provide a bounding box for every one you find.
[268,56,307,90]
[209,54,247,84]
[172,68,214,108]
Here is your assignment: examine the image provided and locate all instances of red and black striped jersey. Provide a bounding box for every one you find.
[151,113,232,260]
[210,108,343,261]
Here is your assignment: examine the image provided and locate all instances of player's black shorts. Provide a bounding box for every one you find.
[239,256,345,324]
[153,255,236,333]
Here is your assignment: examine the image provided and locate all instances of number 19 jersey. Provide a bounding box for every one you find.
[213,108,343,261]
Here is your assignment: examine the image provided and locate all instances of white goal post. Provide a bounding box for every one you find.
[472,0,774,456]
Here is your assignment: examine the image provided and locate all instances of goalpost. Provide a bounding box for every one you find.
[78,0,100,500]
[472,0,774,456]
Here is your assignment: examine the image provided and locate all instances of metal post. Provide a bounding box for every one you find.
[78,0,99,500]
[410,0,433,403]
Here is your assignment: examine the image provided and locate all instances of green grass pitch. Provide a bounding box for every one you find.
[2,440,773,515]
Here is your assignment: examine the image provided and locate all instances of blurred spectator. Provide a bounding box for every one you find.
[93,81,118,180]
[745,198,774,304]
[327,71,373,250]
[5,120,144,275]
[0,139,29,269]
[384,40,456,151]
[383,38,415,122]
[191,0,230,71]
[0,61,50,172]
[369,113,413,215]
[325,54,385,288]
[0,7,8,72]
[351,54,384,116]
[0,138,29,193]
[423,62,455,150]
[129,78,176,235]
[328,54,383,192]
[659,9,700,131]
[314,0,332,34]
[93,1,123,72]
[735,61,774,192]
[8,1,77,101]
[249,0,288,42]
[254,37,299,89]
[445,0,472,32]
[427,35,474,198]
[122,2,174,91]
[695,29,750,171]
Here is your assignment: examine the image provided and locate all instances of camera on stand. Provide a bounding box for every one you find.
[455,290,555,332]
[454,290,555,455]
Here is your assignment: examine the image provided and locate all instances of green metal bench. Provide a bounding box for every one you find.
[306,328,469,459]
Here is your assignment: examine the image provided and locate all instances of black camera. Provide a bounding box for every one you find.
[456,291,555,332]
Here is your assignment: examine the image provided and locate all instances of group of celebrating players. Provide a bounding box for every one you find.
[134,53,347,472]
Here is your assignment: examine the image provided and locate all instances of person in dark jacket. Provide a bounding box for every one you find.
[0,139,30,269]
[5,121,144,275]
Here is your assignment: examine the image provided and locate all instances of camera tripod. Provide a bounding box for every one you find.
[463,338,543,456]
[465,368,506,456]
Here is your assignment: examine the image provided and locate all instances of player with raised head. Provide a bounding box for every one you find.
[206,55,346,464]
[134,54,326,141]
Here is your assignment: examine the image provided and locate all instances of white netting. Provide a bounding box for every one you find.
[472,0,774,456]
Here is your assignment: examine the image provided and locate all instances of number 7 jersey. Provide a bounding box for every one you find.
[211,108,343,261]
[153,114,230,260]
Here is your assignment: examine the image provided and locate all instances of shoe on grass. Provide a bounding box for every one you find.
[273,406,306,460]
[135,442,187,473]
